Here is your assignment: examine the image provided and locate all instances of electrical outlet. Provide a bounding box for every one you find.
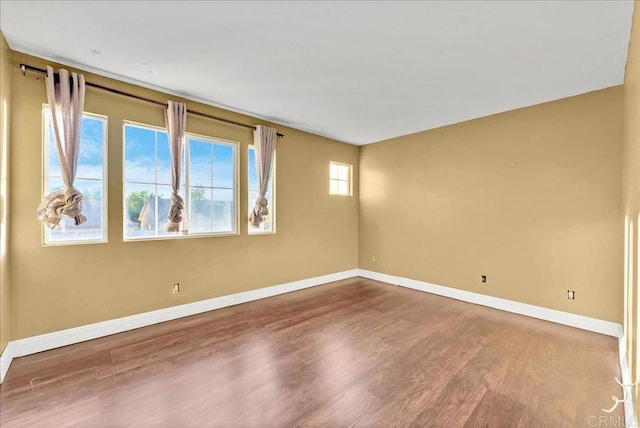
[481,275,487,283]
[372,256,377,263]
[567,290,575,300]
[172,283,181,294]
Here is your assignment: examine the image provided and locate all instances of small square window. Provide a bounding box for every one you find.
[329,161,352,196]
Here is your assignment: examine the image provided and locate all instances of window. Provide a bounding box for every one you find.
[329,161,352,196]
[124,122,237,240]
[248,146,275,234]
[188,136,237,235]
[43,106,107,245]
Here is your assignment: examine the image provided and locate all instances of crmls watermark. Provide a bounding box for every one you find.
[588,415,627,427]
[588,415,629,427]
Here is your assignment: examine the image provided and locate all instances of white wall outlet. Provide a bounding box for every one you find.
[172,283,181,294]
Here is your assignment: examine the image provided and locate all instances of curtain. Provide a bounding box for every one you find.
[165,101,188,233]
[37,66,86,229]
[249,125,277,228]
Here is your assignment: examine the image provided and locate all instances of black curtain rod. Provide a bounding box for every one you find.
[20,63,284,138]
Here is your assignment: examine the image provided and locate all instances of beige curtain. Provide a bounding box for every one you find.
[165,101,188,233]
[37,66,86,229]
[249,125,277,228]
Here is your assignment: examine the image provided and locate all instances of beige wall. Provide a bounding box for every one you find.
[3,29,631,344]
[9,51,359,340]
[0,32,11,353]
[359,87,623,323]
[623,0,640,417]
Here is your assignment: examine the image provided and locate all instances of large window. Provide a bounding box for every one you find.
[43,106,107,245]
[329,161,352,196]
[248,146,275,234]
[124,122,237,240]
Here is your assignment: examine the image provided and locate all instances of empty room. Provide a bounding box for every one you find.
[0,0,639,426]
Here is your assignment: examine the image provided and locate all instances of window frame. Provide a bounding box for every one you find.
[42,104,109,246]
[122,120,239,241]
[329,161,353,196]
[247,145,276,235]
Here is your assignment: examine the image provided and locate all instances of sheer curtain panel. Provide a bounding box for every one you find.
[249,125,277,228]
[165,101,188,233]
[37,66,87,229]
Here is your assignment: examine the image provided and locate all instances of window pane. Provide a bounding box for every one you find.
[124,125,155,183]
[248,148,259,192]
[76,117,105,179]
[47,176,64,195]
[124,183,180,238]
[213,144,234,189]
[189,186,213,234]
[330,163,338,179]
[156,184,174,237]
[337,165,349,181]
[156,131,173,186]
[330,179,339,194]
[338,180,349,195]
[213,188,234,232]
[189,139,213,187]
[124,183,157,239]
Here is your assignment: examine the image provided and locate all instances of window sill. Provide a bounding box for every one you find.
[123,231,239,242]
[42,238,108,247]
[248,230,276,236]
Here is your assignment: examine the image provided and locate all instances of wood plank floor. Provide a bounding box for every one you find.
[0,278,624,427]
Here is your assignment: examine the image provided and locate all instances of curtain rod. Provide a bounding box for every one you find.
[19,63,284,138]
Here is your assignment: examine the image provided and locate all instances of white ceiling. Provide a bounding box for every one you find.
[0,1,634,145]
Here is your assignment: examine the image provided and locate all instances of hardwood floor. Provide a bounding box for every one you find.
[0,278,624,427]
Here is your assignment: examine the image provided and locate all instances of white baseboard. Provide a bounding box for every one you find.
[0,269,359,383]
[358,269,623,337]
[0,342,16,383]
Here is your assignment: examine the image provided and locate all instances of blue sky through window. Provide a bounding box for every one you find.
[124,125,174,186]
[189,138,234,193]
[48,114,105,180]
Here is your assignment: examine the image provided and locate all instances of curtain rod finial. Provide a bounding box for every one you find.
[20,64,26,76]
